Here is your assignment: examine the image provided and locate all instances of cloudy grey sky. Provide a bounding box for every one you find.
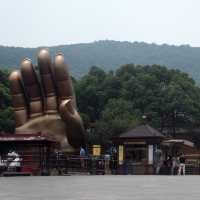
[0,0,199,47]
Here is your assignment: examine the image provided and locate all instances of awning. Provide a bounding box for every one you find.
[162,139,194,147]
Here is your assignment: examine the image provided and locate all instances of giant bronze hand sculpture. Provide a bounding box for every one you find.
[9,49,85,152]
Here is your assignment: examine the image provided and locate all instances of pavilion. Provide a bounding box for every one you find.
[112,124,165,174]
[0,133,58,175]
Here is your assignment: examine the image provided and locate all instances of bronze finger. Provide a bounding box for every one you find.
[38,49,58,114]
[20,58,43,118]
[53,53,76,107]
[9,71,28,127]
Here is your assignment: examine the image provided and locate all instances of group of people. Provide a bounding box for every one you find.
[156,153,186,175]
[79,147,118,174]
[0,150,22,173]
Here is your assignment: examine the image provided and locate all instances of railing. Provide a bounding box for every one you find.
[1,153,200,176]
[48,155,116,175]
[0,153,118,176]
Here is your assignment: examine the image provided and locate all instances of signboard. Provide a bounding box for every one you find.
[148,145,154,165]
[118,145,124,164]
[124,141,146,145]
[92,145,101,156]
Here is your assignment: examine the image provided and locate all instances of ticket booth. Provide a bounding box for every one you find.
[113,124,165,174]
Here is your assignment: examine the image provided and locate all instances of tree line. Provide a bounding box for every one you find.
[1,64,200,146]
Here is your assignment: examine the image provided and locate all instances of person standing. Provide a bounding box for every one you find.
[171,156,177,175]
[154,148,163,175]
[80,147,86,170]
[80,147,86,157]
[166,155,172,175]
[178,153,186,175]
[104,153,111,174]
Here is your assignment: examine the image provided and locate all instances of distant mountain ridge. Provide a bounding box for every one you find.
[1,40,200,83]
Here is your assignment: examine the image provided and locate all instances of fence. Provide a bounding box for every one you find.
[1,152,200,176]
[0,152,118,176]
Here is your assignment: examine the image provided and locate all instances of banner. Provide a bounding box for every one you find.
[148,145,154,165]
[118,145,124,164]
[93,145,101,156]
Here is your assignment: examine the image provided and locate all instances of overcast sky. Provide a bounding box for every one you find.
[0,0,200,47]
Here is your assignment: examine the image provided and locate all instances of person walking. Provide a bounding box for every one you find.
[178,153,186,175]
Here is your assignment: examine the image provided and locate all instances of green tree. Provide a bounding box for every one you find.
[89,98,140,145]
[75,66,107,121]
[0,69,15,133]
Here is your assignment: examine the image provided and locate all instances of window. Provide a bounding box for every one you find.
[125,144,147,163]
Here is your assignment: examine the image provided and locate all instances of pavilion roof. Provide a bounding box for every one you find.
[118,124,165,139]
[0,133,57,142]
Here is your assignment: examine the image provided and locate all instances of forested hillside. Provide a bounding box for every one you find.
[1,41,200,83]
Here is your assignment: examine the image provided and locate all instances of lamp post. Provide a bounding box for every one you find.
[142,115,147,124]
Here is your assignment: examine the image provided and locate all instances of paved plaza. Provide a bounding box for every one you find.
[0,175,199,200]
